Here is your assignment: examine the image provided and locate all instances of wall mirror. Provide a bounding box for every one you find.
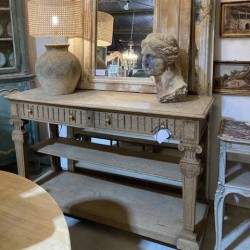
[69,0,215,95]
[96,0,154,79]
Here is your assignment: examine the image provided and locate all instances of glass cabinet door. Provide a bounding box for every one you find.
[0,0,26,74]
[0,0,37,170]
[0,0,14,72]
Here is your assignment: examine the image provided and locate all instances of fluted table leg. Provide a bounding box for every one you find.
[10,118,29,178]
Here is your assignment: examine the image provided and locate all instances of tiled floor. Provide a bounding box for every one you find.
[65,203,250,250]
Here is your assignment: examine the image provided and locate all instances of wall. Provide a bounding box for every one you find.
[208,0,250,207]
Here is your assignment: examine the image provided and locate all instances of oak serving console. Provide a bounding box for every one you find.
[7,88,213,249]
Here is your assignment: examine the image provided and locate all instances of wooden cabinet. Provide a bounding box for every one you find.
[0,75,37,166]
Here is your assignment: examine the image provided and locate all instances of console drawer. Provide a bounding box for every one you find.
[17,102,93,127]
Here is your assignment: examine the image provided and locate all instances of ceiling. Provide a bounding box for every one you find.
[98,0,154,54]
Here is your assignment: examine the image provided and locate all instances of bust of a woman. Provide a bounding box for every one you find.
[141,33,188,103]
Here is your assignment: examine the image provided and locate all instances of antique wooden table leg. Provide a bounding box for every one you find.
[177,142,203,249]
[10,118,29,178]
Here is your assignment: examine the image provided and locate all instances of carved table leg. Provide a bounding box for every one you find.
[214,182,225,250]
[213,141,228,250]
[10,118,29,178]
[177,142,203,250]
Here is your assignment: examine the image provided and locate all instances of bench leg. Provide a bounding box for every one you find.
[214,182,225,250]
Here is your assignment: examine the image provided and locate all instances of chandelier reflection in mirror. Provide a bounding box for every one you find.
[122,11,137,71]
[123,41,138,70]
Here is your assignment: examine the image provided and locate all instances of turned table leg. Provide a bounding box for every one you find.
[10,118,29,178]
[177,142,203,249]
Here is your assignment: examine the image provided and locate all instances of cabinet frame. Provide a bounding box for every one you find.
[0,0,29,74]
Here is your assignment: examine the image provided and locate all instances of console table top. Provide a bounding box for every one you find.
[7,88,214,119]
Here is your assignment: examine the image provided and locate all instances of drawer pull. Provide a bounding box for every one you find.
[105,118,112,125]
[160,124,166,129]
[69,113,75,121]
[27,109,33,115]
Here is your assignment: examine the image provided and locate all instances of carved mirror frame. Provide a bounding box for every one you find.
[193,0,216,96]
[69,0,215,95]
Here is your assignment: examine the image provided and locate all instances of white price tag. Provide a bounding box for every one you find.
[153,129,172,144]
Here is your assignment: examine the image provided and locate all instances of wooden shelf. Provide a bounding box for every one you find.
[75,127,181,145]
[40,171,208,246]
[33,137,183,187]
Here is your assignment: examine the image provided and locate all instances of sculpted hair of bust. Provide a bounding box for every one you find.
[141,33,188,103]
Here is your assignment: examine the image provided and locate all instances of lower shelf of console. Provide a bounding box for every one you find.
[40,171,208,247]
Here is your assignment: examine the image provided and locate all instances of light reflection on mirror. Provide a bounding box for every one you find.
[96,0,154,78]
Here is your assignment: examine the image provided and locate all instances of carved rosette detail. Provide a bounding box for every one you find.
[178,143,202,163]
[215,182,225,195]
[180,162,202,178]
[214,181,225,205]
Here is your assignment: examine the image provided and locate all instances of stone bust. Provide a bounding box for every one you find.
[141,33,188,103]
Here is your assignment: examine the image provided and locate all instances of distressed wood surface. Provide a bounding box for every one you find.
[32,137,183,187]
[191,0,215,95]
[7,87,213,249]
[7,88,213,119]
[0,170,70,250]
[41,171,208,247]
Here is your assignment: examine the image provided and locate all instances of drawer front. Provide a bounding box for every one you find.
[16,103,200,141]
[94,111,162,135]
[17,103,93,127]
[94,111,199,141]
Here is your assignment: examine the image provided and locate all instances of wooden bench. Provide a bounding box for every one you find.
[214,119,250,250]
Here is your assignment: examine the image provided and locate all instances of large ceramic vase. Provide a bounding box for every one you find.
[35,44,81,95]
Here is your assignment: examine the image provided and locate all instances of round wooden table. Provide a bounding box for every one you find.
[0,170,71,250]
